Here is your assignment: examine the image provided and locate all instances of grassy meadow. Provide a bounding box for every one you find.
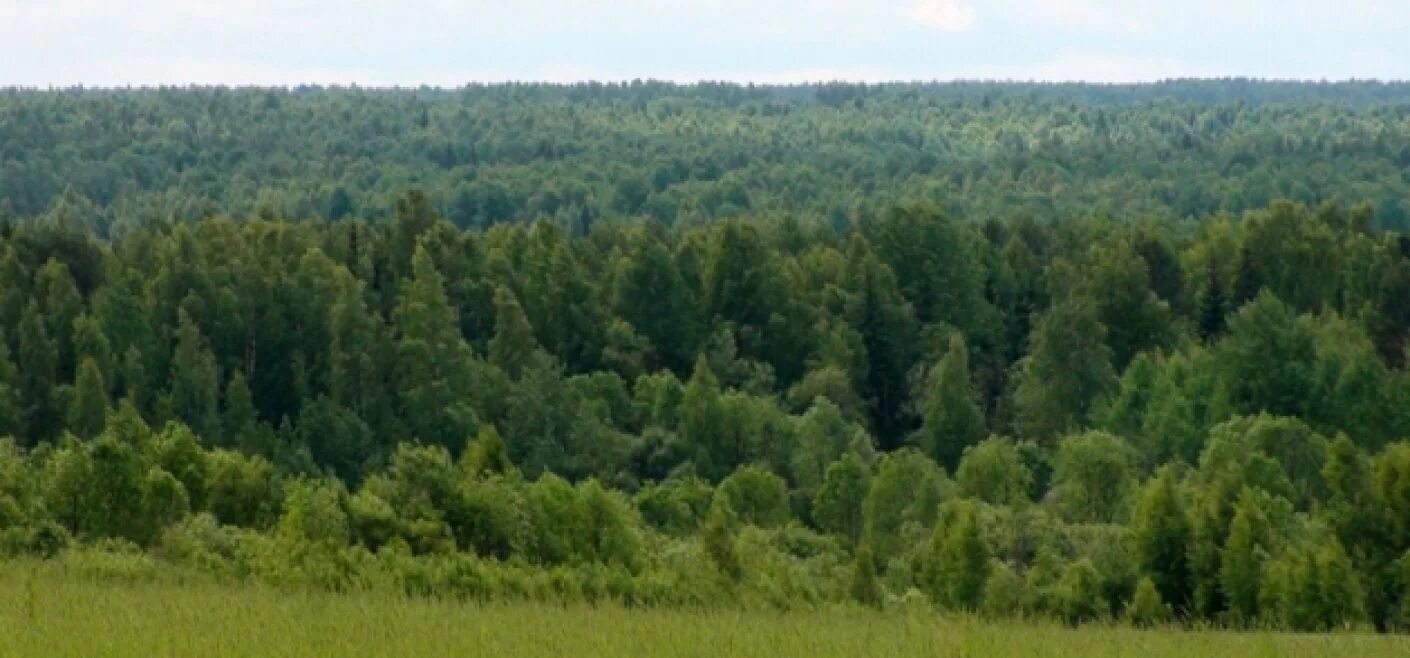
[1,566,1405,658]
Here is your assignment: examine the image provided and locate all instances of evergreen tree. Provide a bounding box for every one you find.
[842,238,918,448]
[222,371,259,452]
[17,301,59,444]
[914,334,986,470]
[1126,576,1172,626]
[67,357,108,439]
[1197,258,1229,340]
[0,332,21,437]
[168,310,220,443]
[395,246,480,452]
[488,285,541,380]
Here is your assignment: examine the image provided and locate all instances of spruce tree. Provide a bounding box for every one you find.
[68,357,108,439]
[17,301,59,444]
[168,309,220,443]
[914,333,985,470]
[488,285,541,380]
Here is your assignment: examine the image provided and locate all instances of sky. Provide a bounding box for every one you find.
[2,1,1409,86]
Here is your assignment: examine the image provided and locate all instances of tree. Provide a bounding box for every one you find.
[0,332,22,438]
[34,258,82,381]
[863,448,946,562]
[327,273,392,438]
[713,465,790,528]
[1012,301,1117,442]
[913,334,986,470]
[955,436,1031,506]
[168,310,220,443]
[1052,431,1137,524]
[611,226,696,371]
[222,371,260,452]
[461,425,514,479]
[1130,465,1192,611]
[1197,258,1229,340]
[792,398,868,505]
[923,500,990,610]
[850,543,883,607]
[679,356,731,481]
[1220,488,1276,624]
[17,302,59,444]
[1126,576,1172,626]
[861,203,994,337]
[812,452,871,544]
[1216,291,1317,419]
[981,560,1028,619]
[395,246,480,453]
[842,237,919,448]
[488,285,541,380]
[1057,559,1107,624]
[67,357,108,439]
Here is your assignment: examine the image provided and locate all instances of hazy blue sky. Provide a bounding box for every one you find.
[3,1,1409,86]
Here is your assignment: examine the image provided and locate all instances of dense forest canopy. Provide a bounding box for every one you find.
[5,80,1410,232]
[4,81,1410,633]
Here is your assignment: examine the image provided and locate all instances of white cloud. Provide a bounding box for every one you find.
[905,0,977,31]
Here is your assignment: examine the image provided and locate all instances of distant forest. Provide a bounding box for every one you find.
[4,81,1410,632]
[5,80,1410,232]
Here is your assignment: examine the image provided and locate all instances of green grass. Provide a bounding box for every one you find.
[1,567,1406,657]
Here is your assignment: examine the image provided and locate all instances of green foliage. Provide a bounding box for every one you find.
[1012,301,1118,442]
[713,466,790,529]
[4,84,1410,633]
[812,453,871,544]
[1052,431,1137,524]
[955,436,1031,506]
[1126,576,1172,626]
[913,334,986,470]
[921,500,990,610]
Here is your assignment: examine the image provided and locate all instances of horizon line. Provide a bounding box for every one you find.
[5,76,1410,92]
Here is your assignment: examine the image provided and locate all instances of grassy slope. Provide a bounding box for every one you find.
[3,570,1407,658]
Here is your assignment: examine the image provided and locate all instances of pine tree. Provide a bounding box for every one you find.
[17,301,59,445]
[914,334,985,470]
[395,246,480,452]
[1126,576,1172,626]
[0,331,21,437]
[72,314,113,392]
[222,371,259,452]
[68,357,108,439]
[168,310,220,443]
[34,258,82,381]
[328,273,391,435]
[488,285,541,380]
[842,238,918,448]
[1197,258,1229,340]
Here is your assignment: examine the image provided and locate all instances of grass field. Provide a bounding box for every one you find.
[2,567,1407,657]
